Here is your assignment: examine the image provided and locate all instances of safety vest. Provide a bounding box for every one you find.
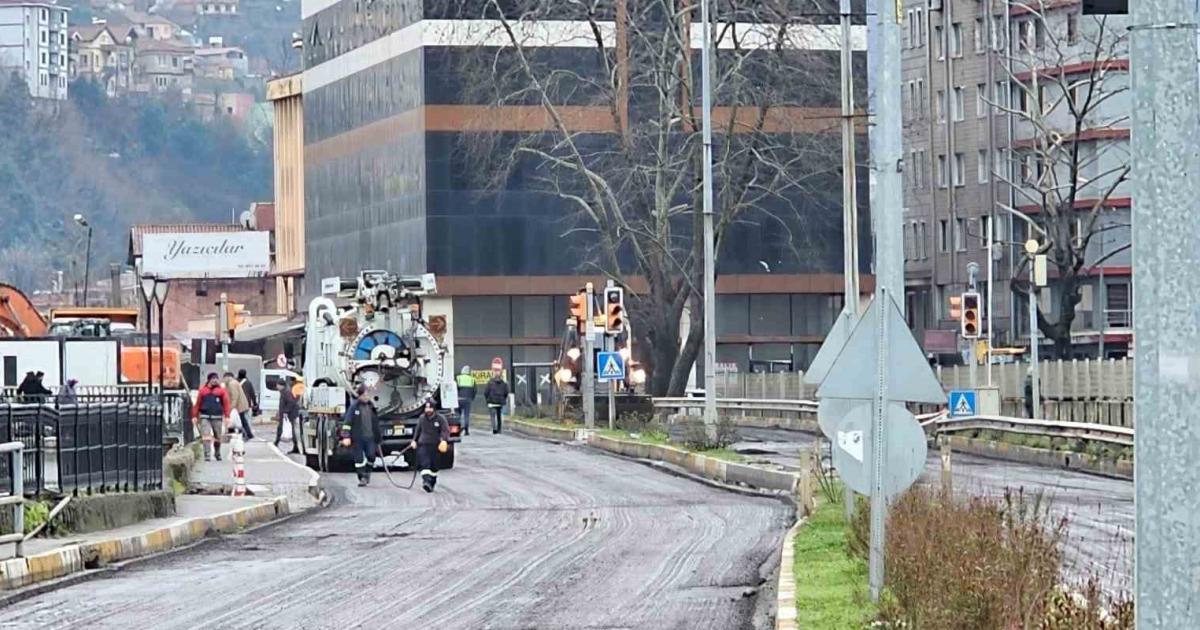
[456,374,476,388]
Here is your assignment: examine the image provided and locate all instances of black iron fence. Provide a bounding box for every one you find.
[0,391,185,496]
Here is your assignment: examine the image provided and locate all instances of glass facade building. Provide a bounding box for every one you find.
[301,0,872,374]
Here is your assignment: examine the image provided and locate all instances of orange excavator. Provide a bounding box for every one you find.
[0,283,47,337]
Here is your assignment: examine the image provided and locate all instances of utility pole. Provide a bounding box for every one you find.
[583,282,596,429]
[865,0,905,602]
[218,292,230,374]
[839,0,860,521]
[1129,0,1200,625]
[699,0,718,439]
[1025,242,1041,418]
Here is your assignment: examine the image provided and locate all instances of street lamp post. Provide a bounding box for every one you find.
[153,280,170,392]
[140,275,158,394]
[74,214,93,307]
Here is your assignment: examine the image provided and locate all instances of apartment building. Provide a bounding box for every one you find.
[902,0,1131,359]
[0,0,69,99]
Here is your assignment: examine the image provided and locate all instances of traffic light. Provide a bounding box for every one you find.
[948,295,962,321]
[225,302,248,338]
[604,287,625,334]
[568,291,587,333]
[961,292,981,339]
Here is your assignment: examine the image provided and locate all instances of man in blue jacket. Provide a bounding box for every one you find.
[341,385,380,486]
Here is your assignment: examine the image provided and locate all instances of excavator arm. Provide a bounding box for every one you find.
[0,283,47,337]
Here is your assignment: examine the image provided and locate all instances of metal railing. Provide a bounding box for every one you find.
[0,442,23,559]
[653,397,1131,446]
[0,394,175,496]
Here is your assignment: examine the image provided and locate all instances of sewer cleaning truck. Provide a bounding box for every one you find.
[301,271,460,472]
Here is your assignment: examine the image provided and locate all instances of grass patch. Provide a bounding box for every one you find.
[794,498,873,629]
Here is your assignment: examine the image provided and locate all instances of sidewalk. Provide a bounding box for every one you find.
[191,426,321,512]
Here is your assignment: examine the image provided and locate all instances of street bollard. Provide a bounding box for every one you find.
[798,450,814,517]
[231,431,247,497]
[939,437,952,498]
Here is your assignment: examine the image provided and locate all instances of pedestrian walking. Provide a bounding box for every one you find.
[340,385,380,487]
[190,372,231,462]
[484,368,510,435]
[274,379,303,454]
[238,369,259,418]
[224,372,254,440]
[455,366,476,436]
[411,400,450,493]
[56,379,78,405]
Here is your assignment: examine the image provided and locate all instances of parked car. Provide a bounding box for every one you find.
[260,368,303,415]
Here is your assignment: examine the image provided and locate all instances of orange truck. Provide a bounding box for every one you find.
[47,307,184,388]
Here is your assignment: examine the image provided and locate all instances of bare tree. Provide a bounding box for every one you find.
[445,0,847,395]
[995,4,1130,356]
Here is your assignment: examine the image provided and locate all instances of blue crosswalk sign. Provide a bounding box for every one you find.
[597,352,625,381]
[949,390,977,417]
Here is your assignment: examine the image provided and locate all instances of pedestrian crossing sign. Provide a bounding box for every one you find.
[597,351,625,382]
[949,390,977,418]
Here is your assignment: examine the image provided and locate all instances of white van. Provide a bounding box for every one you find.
[260,368,302,415]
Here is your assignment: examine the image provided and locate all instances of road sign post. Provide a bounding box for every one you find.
[1130,1,1200,625]
[583,283,596,429]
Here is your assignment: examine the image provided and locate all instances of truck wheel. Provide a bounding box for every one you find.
[436,444,455,470]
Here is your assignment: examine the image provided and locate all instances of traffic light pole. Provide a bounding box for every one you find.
[606,280,617,431]
[218,292,230,374]
[583,283,596,429]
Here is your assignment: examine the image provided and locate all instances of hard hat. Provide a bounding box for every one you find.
[460,366,471,374]
[437,440,448,454]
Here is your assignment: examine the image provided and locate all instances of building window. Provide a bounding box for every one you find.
[936,89,945,122]
[40,30,47,44]
[1017,84,1029,114]
[995,81,1008,109]
[976,84,987,117]
[981,216,992,246]
[937,154,948,188]
[955,218,966,251]
[916,9,925,45]
[918,79,926,116]
[974,18,985,53]
[40,52,46,64]
[40,8,47,21]
[1067,11,1080,45]
[953,87,964,121]
[950,23,962,57]
[906,10,915,48]
[953,153,965,187]
[918,222,927,259]
[59,11,65,24]
[939,220,950,252]
[935,25,944,59]
[978,149,989,183]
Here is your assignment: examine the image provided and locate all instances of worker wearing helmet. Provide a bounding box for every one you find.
[341,384,381,487]
[411,400,450,493]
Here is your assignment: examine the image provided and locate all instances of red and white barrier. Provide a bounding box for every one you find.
[230,431,247,497]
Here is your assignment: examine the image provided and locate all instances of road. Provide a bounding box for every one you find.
[0,433,792,630]
[733,427,1133,593]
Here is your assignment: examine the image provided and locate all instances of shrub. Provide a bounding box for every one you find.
[880,487,1066,629]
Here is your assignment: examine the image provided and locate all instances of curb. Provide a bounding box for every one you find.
[774,518,804,630]
[587,433,800,494]
[265,442,325,501]
[509,419,592,443]
[944,435,1133,480]
[0,496,289,591]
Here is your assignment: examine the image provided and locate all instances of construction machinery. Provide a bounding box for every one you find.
[301,271,460,472]
[0,284,47,337]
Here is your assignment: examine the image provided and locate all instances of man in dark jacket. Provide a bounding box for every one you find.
[341,385,380,486]
[1023,368,1035,419]
[275,380,303,454]
[411,400,450,492]
[484,370,510,435]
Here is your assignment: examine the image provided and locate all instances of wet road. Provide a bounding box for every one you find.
[0,433,791,630]
[734,428,1133,593]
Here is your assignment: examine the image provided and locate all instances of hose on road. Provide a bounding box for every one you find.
[375,443,417,490]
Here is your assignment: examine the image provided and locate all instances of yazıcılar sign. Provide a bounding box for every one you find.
[142,232,270,278]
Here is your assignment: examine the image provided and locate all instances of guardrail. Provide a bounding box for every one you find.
[923,412,1133,447]
[0,441,23,559]
[654,397,1131,446]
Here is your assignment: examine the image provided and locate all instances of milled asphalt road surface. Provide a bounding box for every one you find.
[733,427,1133,593]
[0,433,791,630]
